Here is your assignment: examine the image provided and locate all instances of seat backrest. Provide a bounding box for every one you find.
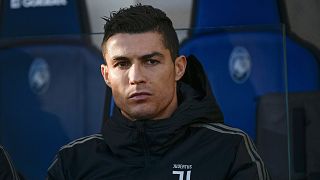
[180,31,283,138]
[181,0,320,139]
[192,0,280,34]
[180,29,319,139]
[0,1,108,179]
[0,41,106,180]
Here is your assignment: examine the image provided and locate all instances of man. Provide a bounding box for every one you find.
[47,4,269,179]
[0,145,20,180]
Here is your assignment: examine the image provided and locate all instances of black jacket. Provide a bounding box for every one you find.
[47,56,269,180]
[0,146,20,180]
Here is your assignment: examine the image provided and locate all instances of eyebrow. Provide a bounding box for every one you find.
[111,52,164,61]
[140,52,164,60]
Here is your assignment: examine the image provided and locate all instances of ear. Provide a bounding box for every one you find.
[174,55,187,81]
[101,64,111,87]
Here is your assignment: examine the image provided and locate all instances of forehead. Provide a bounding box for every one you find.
[103,32,167,58]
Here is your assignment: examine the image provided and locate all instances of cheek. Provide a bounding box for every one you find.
[154,69,176,94]
[109,71,128,95]
[108,72,127,97]
[159,68,176,84]
[108,70,126,87]
[111,85,127,110]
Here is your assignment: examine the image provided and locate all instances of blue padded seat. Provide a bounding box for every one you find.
[0,0,108,179]
[181,0,320,139]
[180,31,319,138]
[0,42,106,180]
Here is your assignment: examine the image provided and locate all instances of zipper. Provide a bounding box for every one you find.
[136,121,150,166]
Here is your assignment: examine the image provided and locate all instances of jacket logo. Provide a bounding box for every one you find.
[172,164,192,180]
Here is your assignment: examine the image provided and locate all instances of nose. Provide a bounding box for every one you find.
[128,64,146,85]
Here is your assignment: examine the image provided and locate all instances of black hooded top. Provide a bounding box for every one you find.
[0,146,21,180]
[47,55,269,180]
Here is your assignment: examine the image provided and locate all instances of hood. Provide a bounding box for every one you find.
[101,55,224,160]
[178,54,224,124]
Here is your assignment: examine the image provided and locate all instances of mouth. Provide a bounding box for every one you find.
[129,91,152,100]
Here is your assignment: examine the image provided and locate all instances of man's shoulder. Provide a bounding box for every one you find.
[58,134,104,153]
[190,122,250,141]
[48,134,106,176]
[0,145,20,180]
[189,122,259,161]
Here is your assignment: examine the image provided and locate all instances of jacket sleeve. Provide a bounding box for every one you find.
[47,154,66,180]
[228,136,271,180]
[0,146,20,180]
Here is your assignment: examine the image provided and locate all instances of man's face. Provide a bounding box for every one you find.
[101,32,186,120]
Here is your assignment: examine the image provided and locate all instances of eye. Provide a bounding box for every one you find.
[114,61,131,69]
[145,59,159,65]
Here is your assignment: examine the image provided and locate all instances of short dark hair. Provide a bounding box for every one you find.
[101,4,179,60]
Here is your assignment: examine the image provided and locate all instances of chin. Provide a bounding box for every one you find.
[127,109,155,120]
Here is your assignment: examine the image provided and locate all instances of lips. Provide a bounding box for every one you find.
[129,91,152,100]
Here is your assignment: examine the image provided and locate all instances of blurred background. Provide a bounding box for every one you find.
[0,0,319,179]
